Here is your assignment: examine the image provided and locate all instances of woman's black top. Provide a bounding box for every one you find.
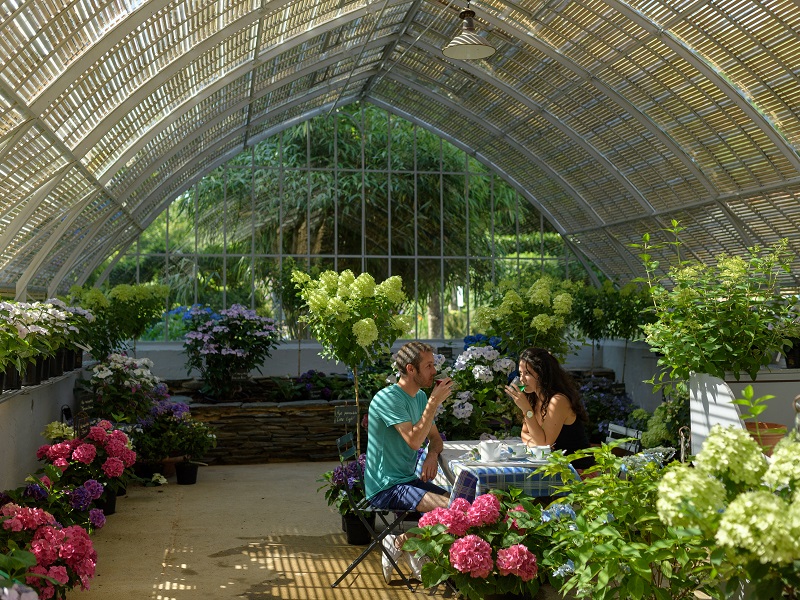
[553,420,594,470]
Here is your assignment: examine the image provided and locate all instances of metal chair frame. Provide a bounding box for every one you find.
[331,432,414,591]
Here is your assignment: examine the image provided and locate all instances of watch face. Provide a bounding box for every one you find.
[525,410,534,418]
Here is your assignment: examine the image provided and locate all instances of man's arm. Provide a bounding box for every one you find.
[393,380,454,450]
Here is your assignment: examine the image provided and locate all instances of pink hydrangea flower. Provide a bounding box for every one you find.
[72,443,97,465]
[53,458,69,471]
[449,534,493,578]
[86,426,108,443]
[450,497,471,513]
[45,442,72,460]
[101,457,125,478]
[467,492,501,527]
[0,505,57,532]
[496,544,538,581]
[104,438,127,458]
[109,429,129,445]
[97,420,113,430]
[418,506,470,536]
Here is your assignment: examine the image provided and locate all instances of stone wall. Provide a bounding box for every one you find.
[190,400,367,464]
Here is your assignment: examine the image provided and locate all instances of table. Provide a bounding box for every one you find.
[416,440,578,504]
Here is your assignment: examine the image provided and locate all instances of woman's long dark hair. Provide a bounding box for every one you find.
[519,347,588,423]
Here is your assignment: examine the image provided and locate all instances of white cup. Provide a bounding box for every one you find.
[531,445,552,460]
[507,443,529,458]
[478,440,503,462]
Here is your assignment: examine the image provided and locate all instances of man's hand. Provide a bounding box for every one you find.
[429,377,455,405]
[419,451,439,482]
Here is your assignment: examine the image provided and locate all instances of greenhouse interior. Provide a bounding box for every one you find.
[1,0,800,598]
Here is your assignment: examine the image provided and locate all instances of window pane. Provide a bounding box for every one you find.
[224,168,252,255]
[443,173,466,256]
[418,258,443,339]
[253,168,281,254]
[390,173,415,257]
[417,173,441,256]
[365,172,388,256]
[196,257,225,308]
[444,258,467,339]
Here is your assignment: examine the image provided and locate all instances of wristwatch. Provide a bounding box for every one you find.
[525,409,534,419]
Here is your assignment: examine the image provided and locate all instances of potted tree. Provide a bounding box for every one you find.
[292,269,412,455]
[634,220,799,394]
[634,221,799,453]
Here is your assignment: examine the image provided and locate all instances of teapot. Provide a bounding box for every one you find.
[478,439,503,462]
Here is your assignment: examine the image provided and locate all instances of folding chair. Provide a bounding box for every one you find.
[331,432,414,590]
[606,423,643,455]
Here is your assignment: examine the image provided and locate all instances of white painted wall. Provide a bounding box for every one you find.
[0,371,82,492]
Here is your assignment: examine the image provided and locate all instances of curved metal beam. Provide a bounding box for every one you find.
[105,37,390,192]
[412,38,657,216]
[473,6,718,197]
[606,0,800,173]
[0,163,74,268]
[14,189,113,299]
[73,0,412,158]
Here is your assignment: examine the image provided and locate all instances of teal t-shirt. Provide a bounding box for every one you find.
[365,384,427,499]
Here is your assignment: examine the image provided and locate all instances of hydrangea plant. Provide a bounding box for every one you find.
[183,304,281,399]
[292,269,413,453]
[656,426,800,598]
[404,491,546,599]
[473,275,576,360]
[437,343,517,439]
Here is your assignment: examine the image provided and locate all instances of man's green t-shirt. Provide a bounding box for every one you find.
[364,383,427,499]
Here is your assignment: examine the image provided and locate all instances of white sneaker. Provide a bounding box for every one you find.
[381,534,402,584]
[407,551,430,580]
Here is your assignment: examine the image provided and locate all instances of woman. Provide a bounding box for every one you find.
[504,347,593,470]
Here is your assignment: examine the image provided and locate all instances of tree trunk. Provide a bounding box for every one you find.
[427,293,442,338]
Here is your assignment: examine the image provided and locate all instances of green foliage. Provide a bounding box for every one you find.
[0,542,41,588]
[473,275,577,359]
[632,220,800,395]
[640,386,689,450]
[173,419,217,462]
[182,304,282,400]
[539,445,720,600]
[68,283,169,359]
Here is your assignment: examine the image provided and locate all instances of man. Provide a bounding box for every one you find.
[365,341,455,583]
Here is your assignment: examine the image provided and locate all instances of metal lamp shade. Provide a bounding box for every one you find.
[442,10,496,60]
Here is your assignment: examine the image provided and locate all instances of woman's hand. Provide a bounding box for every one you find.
[504,383,530,412]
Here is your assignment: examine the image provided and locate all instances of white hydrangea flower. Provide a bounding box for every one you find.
[472,365,494,383]
[452,400,473,420]
[694,425,767,487]
[716,491,798,564]
[656,463,726,529]
[762,436,800,492]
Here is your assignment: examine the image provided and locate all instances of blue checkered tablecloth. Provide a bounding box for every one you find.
[415,440,578,504]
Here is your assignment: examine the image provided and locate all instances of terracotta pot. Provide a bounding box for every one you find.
[745,421,786,456]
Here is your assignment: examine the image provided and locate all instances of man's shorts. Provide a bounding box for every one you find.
[369,478,448,511]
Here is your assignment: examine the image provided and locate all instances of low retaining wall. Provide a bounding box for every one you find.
[190,400,367,464]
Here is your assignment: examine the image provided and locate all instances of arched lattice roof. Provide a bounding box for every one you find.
[1,0,799,298]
